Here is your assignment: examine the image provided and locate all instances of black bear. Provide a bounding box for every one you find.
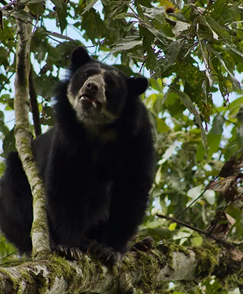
[0,46,155,263]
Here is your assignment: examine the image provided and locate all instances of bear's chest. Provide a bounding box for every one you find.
[63,136,120,191]
[81,133,120,176]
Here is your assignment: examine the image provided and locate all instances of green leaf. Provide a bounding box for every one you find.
[149,78,163,92]
[172,89,207,150]
[12,10,32,22]
[19,0,45,3]
[43,30,74,41]
[196,142,205,162]
[141,5,166,20]
[226,44,243,60]
[172,20,190,37]
[207,133,221,159]
[82,8,105,42]
[0,111,9,136]
[210,114,224,135]
[106,2,128,19]
[198,40,213,87]
[0,124,9,136]
[140,26,157,70]
[50,0,63,9]
[215,3,239,25]
[56,3,68,33]
[158,144,176,165]
[82,0,99,14]
[0,19,14,40]
[139,5,173,44]
[144,94,158,110]
[155,165,162,185]
[190,234,203,247]
[168,223,177,230]
[112,13,133,20]
[207,45,241,90]
[162,40,186,71]
[225,140,239,160]
[111,39,142,54]
[228,96,243,115]
[2,128,16,156]
[205,16,230,41]
[187,185,203,198]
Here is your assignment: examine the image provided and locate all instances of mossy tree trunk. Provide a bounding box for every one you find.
[0,242,242,293]
[14,10,50,260]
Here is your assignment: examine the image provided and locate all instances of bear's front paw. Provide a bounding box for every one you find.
[56,245,83,261]
[87,242,122,265]
[131,237,154,252]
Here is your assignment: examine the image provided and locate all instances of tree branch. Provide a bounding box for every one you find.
[29,66,42,136]
[157,214,235,249]
[0,242,242,293]
[14,13,50,260]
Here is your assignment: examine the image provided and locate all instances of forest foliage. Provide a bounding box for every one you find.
[0,0,243,293]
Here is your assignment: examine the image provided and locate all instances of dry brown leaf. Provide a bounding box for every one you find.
[230,248,243,261]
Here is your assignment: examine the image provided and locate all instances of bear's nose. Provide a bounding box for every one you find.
[86,81,99,92]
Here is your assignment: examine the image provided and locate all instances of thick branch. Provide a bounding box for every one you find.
[0,242,242,293]
[14,17,50,260]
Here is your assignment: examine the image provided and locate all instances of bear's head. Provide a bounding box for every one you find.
[67,46,148,126]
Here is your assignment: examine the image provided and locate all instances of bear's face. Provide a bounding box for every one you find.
[67,47,148,126]
[67,62,127,126]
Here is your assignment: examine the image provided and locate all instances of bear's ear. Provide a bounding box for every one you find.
[71,46,92,69]
[127,77,148,96]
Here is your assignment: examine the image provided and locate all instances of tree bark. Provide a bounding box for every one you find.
[0,242,242,294]
[14,14,50,260]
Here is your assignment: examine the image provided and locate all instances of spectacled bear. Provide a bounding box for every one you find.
[0,46,155,263]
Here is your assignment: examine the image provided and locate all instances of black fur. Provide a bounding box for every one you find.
[0,47,155,263]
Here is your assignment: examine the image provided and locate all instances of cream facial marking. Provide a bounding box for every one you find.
[79,74,106,104]
[67,72,118,126]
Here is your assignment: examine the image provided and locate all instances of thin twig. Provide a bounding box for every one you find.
[2,0,16,10]
[0,72,15,94]
[176,188,206,218]
[157,214,235,249]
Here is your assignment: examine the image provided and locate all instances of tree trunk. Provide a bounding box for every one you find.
[14,10,50,260]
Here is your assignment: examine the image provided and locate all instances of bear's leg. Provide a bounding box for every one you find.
[0,152,33,254]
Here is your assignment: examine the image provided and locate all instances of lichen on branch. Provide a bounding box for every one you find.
[14,15,50,260]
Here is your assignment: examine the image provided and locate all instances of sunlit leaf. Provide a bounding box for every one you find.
[207,46,241,89]
[43,30,74,41]
[168,223,177,231]
[172,89,207,150]
[50,0,63,9]
[19,0,44,3]
[111,39,142,53]
[203,190,215,205]
[172,20,190,37]
[158,144,176,165]
[207,133,221,159]
[187,185,203,198]
[156,118,170,133]
[12,10,32,22]
[82,0,99,14]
